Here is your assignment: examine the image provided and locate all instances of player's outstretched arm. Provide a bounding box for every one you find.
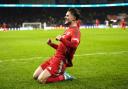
[47,39,58,49]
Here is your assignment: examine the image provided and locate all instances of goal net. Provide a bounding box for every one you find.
[22,22,42,29]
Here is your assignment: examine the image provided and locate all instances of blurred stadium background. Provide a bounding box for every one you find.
[0,0,128,89]
[0,0,128,30]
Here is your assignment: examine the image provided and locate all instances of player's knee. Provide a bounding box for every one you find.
[37,76,46,84]
[33,71,39,80]
[37,69,51,84]
[33,74,38,80]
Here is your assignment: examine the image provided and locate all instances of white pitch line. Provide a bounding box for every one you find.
[0,51,128,63]
[0,56,48,63]
[75,51,128,56]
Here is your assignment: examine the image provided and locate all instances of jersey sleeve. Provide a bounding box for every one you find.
[48,42,58,49]
[60,28,80,48]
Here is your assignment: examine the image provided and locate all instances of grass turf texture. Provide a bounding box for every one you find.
[0,28,128,89]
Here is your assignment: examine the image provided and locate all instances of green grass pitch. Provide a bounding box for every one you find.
[0,28,128,89]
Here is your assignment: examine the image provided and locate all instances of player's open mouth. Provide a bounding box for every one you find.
[65,19,69,23]
[65,20,67,23]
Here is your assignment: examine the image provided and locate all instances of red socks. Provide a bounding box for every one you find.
[46,75,65,83]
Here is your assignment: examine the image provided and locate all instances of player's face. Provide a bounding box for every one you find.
[64,11,76,26]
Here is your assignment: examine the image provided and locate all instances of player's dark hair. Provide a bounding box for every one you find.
[68,8,81,20]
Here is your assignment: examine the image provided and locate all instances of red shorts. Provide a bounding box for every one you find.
[40,56,66,76]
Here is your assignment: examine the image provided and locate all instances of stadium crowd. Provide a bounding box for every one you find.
[0,7,128,29]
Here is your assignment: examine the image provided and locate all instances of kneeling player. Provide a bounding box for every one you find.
[33,8,81,84]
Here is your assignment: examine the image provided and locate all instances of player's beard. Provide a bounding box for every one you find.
[64,19,71,27]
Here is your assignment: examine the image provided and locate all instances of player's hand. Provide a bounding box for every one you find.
[56,35,62,41]
[47,38,52,45]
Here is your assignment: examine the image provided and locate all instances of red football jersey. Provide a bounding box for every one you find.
[41,25,81,76]
[54,26,81,67]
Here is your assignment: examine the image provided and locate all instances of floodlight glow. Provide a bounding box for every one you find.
[0,3,128,7]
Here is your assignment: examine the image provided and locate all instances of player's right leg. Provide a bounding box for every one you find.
[45,72,74,83]
[63,72,74,80]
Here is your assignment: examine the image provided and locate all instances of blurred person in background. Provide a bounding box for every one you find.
[95,19,100,28]
[120,18,126,30]
[2,22,8,31]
